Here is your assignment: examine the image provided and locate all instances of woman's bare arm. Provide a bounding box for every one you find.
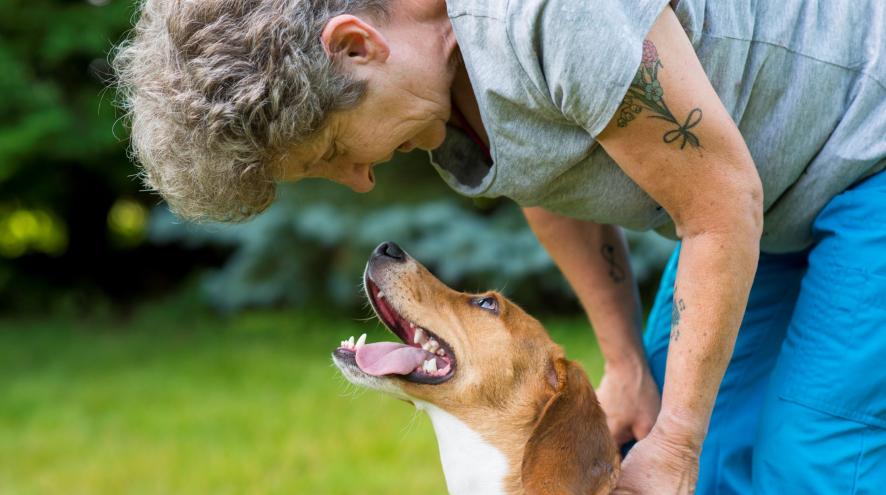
[596,5,763,473]
[523,209,661,444]
[522,210,644,368]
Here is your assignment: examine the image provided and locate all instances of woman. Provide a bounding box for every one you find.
[115,0,885,492]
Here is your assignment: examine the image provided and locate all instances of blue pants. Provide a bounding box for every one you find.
[644,172,886,494]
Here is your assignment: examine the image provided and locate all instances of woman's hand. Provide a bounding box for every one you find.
[597,360,661,447]
[614,422,700,494]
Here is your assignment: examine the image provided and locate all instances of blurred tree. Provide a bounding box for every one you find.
[150,176,675,314]
[0,0,226,313]
[0,0,131,186]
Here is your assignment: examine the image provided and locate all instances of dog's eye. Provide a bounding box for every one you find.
[473,296,498,313]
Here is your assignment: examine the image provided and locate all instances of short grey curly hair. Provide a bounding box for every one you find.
[114,0,389,222]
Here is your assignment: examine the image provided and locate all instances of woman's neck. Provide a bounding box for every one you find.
[450,55,490,150]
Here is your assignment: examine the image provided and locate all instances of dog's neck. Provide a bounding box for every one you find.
[412,362,618,495]
[415,400,511,495]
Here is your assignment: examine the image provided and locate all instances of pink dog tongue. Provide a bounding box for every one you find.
[355,342,429,376]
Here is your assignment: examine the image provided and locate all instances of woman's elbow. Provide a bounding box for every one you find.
[739,166,764,239]
[677,169,763,242]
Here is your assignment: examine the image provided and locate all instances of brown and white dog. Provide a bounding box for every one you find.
[332,242,619,495]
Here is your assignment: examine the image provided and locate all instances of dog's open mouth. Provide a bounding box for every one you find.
[334,277,456,385]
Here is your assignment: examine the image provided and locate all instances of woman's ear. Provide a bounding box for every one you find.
[320,15,390,66]
[522,358,619,495]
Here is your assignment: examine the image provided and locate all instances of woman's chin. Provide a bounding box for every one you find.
[349,181,375,194]
[343,169,376,193]
[418,122,448,151]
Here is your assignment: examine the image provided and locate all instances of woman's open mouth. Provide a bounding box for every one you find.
[333,277,456,385]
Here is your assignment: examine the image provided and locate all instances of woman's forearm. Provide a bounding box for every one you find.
[523,207,646,370]
[656,229,759,446]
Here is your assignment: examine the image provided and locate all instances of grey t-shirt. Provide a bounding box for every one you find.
[431,0,886,253]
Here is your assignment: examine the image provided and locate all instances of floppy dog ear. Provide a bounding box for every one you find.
[521,358,618,495]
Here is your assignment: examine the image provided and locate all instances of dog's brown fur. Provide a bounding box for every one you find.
[340,249,619,494]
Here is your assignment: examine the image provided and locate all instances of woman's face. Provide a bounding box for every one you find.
[280,5,458,192]
[280,81,451,192]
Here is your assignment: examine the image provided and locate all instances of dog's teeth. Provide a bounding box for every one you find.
[355,333,367,349]
[340,340,346,348]
[413,327,425,344]
[377,291,384,299]
[436,349,445,356]
[423,359,437,373]
[423,339,439,353]
[348,336,355,348]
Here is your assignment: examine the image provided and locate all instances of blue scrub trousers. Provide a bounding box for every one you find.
[644,171,886,494]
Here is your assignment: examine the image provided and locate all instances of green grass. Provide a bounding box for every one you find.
[0,298,602,495]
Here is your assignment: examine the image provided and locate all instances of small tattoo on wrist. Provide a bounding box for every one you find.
[671,296,686,341]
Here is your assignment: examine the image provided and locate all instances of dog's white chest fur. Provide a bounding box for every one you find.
[416,401,508,495]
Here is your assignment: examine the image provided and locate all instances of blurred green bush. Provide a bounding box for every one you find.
[150,179,675,313]
[0,0,162,311]
[0,0,131,178]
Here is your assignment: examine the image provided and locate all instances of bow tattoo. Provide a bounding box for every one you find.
[616,40,704,150]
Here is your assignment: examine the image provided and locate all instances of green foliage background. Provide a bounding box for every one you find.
[0,0,129,176]
[149,178,675,313]
[0,0,151,311]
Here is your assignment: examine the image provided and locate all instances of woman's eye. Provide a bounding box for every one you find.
[473,296,498,313]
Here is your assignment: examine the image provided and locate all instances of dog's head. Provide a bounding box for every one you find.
[332,242,618,494]
[333,241,559,403]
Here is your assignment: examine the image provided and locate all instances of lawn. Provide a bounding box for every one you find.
[0,297,603,495]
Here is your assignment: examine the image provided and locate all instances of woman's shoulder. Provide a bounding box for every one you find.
[504,0,669,135]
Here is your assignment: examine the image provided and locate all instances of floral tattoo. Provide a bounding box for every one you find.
[617,40,703,150]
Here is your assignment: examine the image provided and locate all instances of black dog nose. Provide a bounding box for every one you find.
[374,241,405,261]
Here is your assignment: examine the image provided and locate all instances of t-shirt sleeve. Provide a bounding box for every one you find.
[507,0,669,137]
